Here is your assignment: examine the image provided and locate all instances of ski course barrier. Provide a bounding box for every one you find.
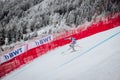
[0,14,120,78]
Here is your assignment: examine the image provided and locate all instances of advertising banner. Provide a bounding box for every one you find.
[0,45,26,64]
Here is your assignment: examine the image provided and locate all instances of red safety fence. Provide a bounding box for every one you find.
[0,14,120,78]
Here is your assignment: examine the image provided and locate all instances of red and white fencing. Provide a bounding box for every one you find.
[0,13,120,78]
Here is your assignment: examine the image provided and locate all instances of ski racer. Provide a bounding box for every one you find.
[65,37,77,51]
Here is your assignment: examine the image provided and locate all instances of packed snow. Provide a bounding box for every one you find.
[1,26,120,80]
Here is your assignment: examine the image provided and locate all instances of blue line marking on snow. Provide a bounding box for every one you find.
[57,31,120,68]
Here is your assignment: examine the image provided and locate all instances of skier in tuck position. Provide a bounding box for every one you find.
[65,36,77,51]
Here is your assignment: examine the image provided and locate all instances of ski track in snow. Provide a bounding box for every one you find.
[57,31,120,68]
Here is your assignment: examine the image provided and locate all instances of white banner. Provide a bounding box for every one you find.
[28,35,53,50]
[0,45,26,64]
[35,35,53,46]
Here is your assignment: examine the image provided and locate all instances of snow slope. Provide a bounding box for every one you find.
[1,26,120,80]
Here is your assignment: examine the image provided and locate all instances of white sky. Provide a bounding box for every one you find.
[1,26,120,80]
